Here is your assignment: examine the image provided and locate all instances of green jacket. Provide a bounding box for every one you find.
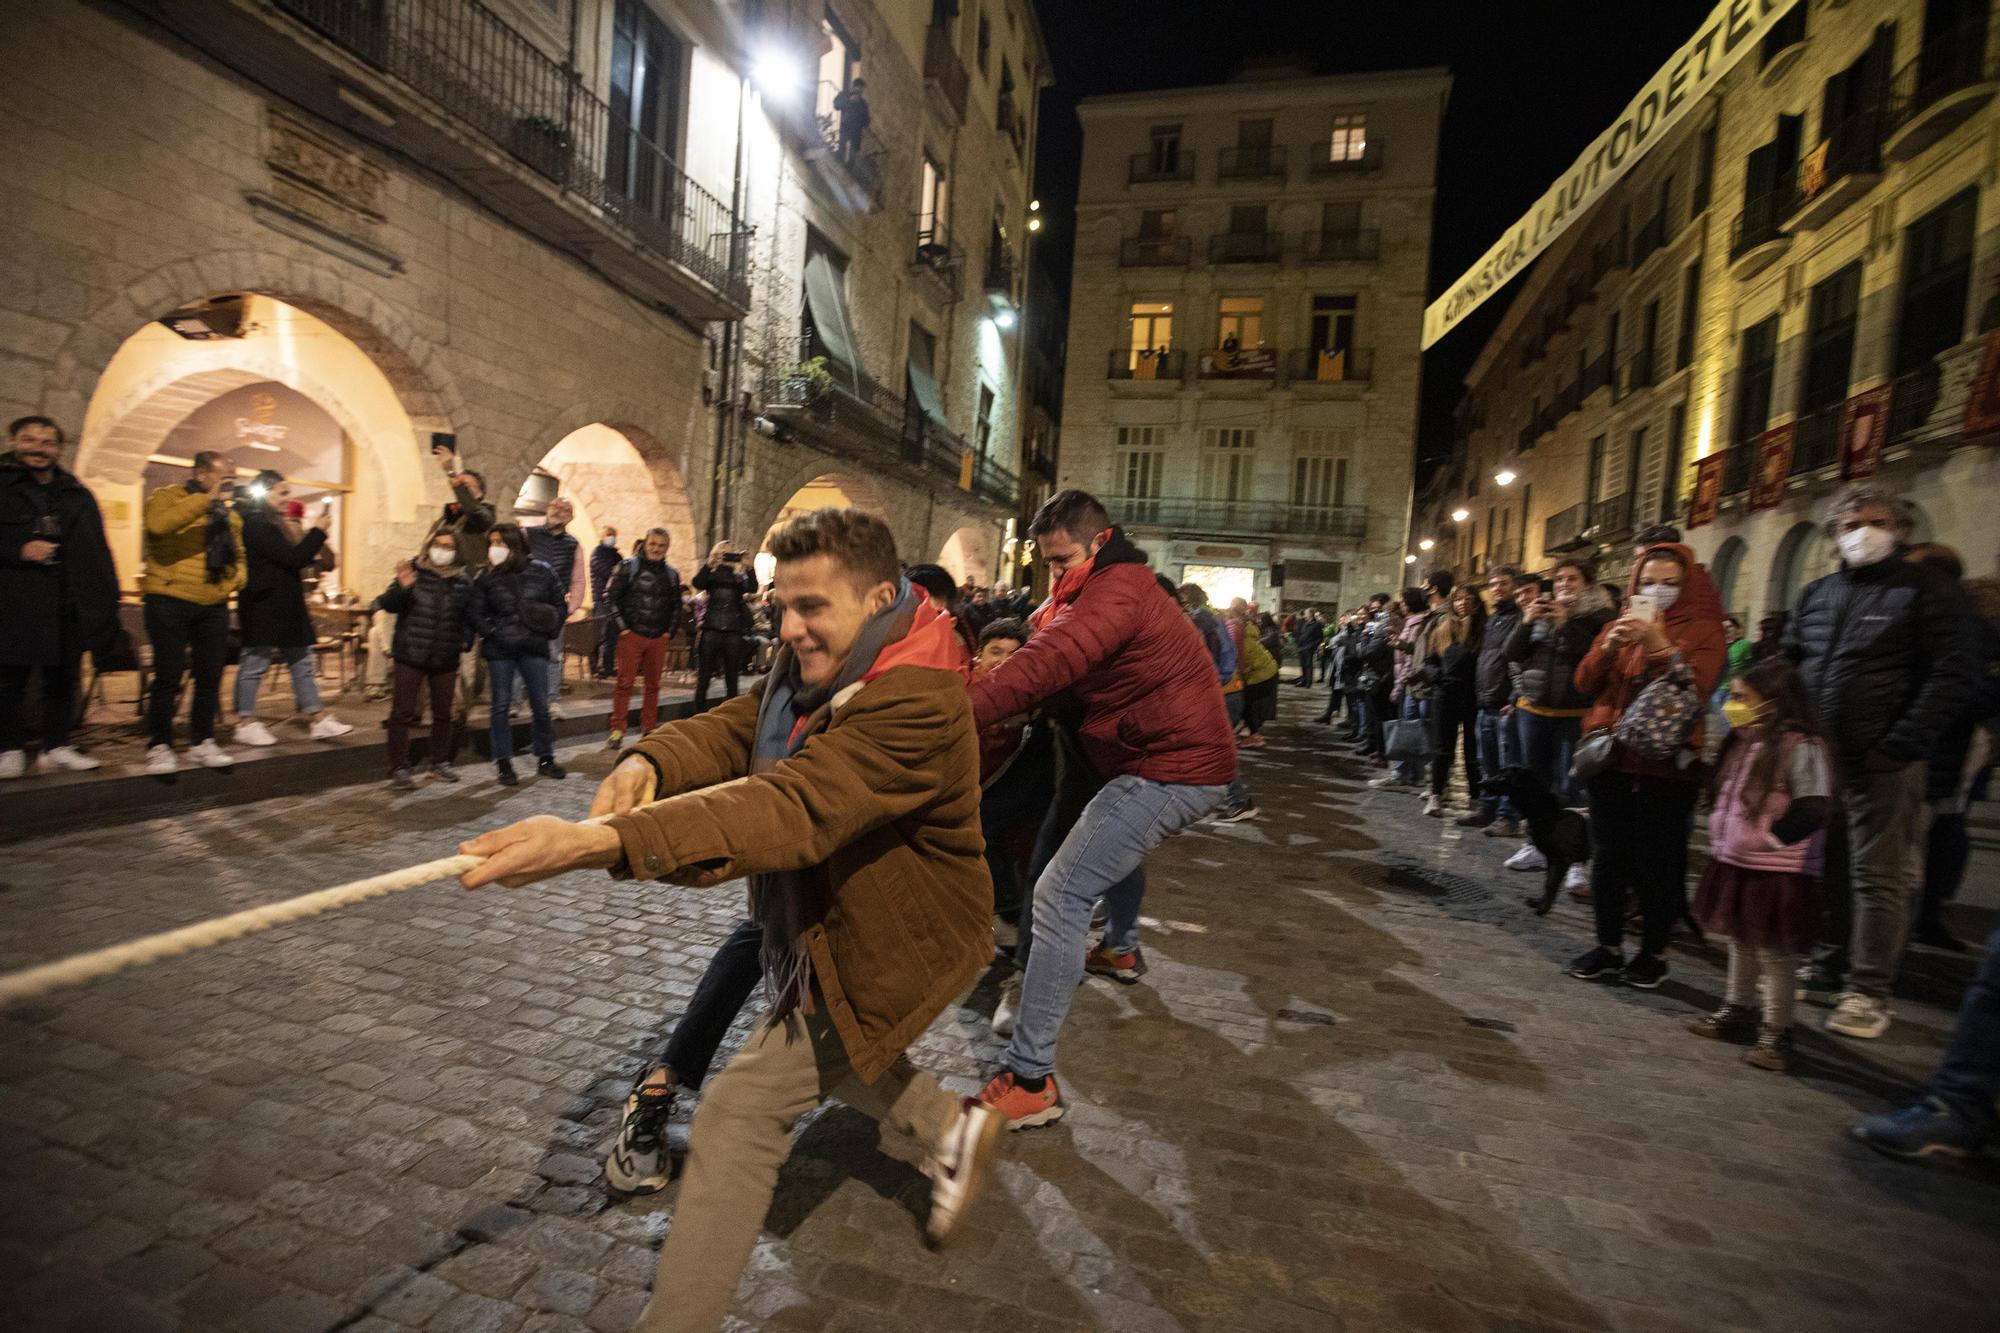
[142,484,245,605]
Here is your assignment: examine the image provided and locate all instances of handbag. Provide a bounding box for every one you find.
[1384,717,1435,763]
[1570,729,1616,783]
[1615,654,1702,761]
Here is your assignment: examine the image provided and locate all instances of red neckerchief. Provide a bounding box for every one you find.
[1028,533,1109,631]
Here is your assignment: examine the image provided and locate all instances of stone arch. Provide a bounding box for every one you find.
[1710,535,1748,614]
[1768,520,1834,616]
[752,458,894,546]
[936,523,999,586]
[516,413,700,571]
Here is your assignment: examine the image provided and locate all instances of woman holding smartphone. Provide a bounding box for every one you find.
[1565,541,1726,989]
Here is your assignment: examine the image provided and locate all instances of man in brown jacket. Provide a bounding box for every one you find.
[459,508,1004,1333]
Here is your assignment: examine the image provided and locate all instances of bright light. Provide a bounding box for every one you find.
[1027,217,1042,232]
[752,48,803,99]
[1450,507,1470,523]
[1029,199,1041,212]
[1404,553,1418,564]
[1494,468,1518,486]
[993,308,1018,331]
[1418,538,1435,552]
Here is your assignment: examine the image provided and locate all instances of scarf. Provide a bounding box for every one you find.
[189,478,236,583]
[748,579,919,1022]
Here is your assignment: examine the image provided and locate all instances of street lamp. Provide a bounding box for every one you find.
[1027,217,1042,232]
[1494,468,1518,487]
[1450,507,1470,523]
[1404,553,1418,564]
[751,47,803,101]
[993,308,1018,331]
[1418,537,1435,552]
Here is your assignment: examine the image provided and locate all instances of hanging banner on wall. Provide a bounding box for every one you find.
[1963,329,2000,436]
[1839,384,1892,479]
[1421,0,1804,349]
[1688,453,1726,528]
[1748,423,1795,512]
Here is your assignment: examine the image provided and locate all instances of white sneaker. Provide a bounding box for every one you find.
[1367,773,1405,789]
[36,746,102,773]
[1422,793,1443,817]
[991,973,1023,1039]
[0,750,26,779]
[547,700,569,720]
[1562,863,1591,894]
[234,719,278,747]
[1826,993,1891,1040]
[144,744,179,776]
[308,715,354,741]
[923,1100,1006,1246]
[1505,843,1548,872]
[190,739,234,769]
[604,1081,676,1194]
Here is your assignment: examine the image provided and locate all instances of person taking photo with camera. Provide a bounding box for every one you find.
[693,539,758,709]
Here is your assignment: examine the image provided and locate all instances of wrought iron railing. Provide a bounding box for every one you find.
[1885,16,2000,143]
[1585,492,1633,542]
[1886,362,1943,443]
[1792,403,1842,474]
[1309,140,1383,175]
[1209,231,1282,263]
[1790,104,1885,216]
[1721,441,1756,494]
[1129,151,1195,183]
[1301,229,1380,262]
[1625,345,1657,392]
[276,0,747,303]
[1544,502,1590,551]
[922,23,969,121]
[1114,497,1368,538]
[1106,348,1187,380]
[1284,347,1373,383]
[1119,235,1190,266]
[1730,182,1799,260]
[1632,210,1667,267]
[1218,145,1287,179]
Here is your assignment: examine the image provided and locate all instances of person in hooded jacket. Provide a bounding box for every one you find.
[378,529,474,788]
[1566,542,1726,990]
[232,471,353,748]
[1782,486,1977,1039]
[471,522,567,786]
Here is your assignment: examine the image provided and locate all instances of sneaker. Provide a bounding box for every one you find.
[1686,1005,1759,1041]
[0,750,27,779]
[1567,946,1624,980]
[1238,733,1266,749]
[190,739,234,769]
[309,715,355,741]
[1563,863,1592,899]
[537,757,567,780]
[1422,794,1444,817]
[1795,960,1847,998]
[496,760,519,787]
[36,745,102,773]
[606,730,625,751]
[362,687,391,703]
[1213,802,1260,823]
[1083,944,1147,984]
[1853,1097,1990,1161]
[1744,1027,1792,1072]
[389,766,417,791]
[1483,818,1521,839]
[1505,844,1548,872]
[548,700,569,721]
[429,762,460,784]
[923,1099,1006,1246]
[1454,810,1494,829]
[1367,773,1407,789]
[1826,993,1891,1039]
[233,719,278,748]
[143,744,179,776]
[1622,952,1668,989]
[604,1079,677,1194]
[991,974,1022,1038]
[976,1070,1065,1130]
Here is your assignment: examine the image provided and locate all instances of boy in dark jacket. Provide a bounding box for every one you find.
[378,530,475,788]
[605,527,684,745]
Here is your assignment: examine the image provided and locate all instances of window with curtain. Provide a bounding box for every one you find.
[1114,426,1165,522]
[1291,428,1350,517]
[1328,111,1368,163]
[1200,428,1257,503]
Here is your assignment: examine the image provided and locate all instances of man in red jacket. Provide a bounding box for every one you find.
[967,490,1236,1127]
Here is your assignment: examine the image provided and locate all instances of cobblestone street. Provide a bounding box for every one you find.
[2,689,1996,1333]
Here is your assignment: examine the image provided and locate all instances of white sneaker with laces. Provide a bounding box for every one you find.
[1505,843,1548,872]
[37,746,102,773]
[1562,863,1590,894]
[604,1081,676,1194]
[308,715,354,740]
[233,719,278,747]
[991,973,1023,1039]
[1366,773,1405,789]
[190,739,234,769]
[0,750,26,779]
[144,744,179,776]
[923,1100,1006,1246]
[1826,993,1891,1040]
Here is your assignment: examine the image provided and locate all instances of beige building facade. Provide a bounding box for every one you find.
[0,0,1045,606]
[1058,67,1449,612]
[1432,0,2000,622]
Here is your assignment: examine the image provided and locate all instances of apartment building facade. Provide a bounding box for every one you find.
[1432,0,2000,621]
[1060,67,1450,613]
[0,0,1044,603]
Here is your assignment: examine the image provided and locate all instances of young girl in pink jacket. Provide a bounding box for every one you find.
[1687,660,1834,1072]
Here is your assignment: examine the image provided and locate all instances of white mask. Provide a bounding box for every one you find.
[1638,582,1681,612]
[1837,525,1898,567]
[488,545,509,566]
[601,535,617,548]
[428,546,456,567]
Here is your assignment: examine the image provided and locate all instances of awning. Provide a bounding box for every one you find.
[802,252,859,387]
[906,358,947,427]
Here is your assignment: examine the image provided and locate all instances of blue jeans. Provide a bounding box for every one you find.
[1476,709,1518,819]
[1394,694,1428,784]
[1517,711,1581,806]
[1005,775,1229,1078]
[235,645,322,718]
[488,655,553,762]
[1928,921,2000,1135]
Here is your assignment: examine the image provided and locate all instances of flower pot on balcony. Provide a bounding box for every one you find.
[510,116,574,185]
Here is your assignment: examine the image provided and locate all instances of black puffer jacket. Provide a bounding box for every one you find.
[0,453,119,667]
[693,562,757,634]
[377,566,473,672]
[470,558,564,661]
[608,556,683,638]
[1785,553,1976,764]
[1505,588,1614,712]
[1475,601,1522,709]
[238,505,327,649]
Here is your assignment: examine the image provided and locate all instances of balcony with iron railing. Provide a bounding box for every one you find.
[1130,151,1196,184]
[1624,344,1657,393]
[1209,231,1282,264]
[910,218,963,305]
[261,0,749,315]
[1729,180,1799,279]
[1195,346,1281,381]
[1792,403,1842,475]
[985,252,1016,298]
[1119,234,1191,266]
[1884,15,2000,162]
[1218,145,1288,181]
[1584,492,1634,544]
[1785,104,1885,232]
[1631,209,1668,268]
[1106,347,1187,382]
[1720,440,1757,494]
[1301,229,1380,263]
[922,22,970,124]
[1284,347,1373,385]
[1544,502,1591,552]
[814,83,886,209]
[1758,3,1809,81]
[1582,349,1616,401]
[1308,140,1383,175]
[1115,496,1369,539]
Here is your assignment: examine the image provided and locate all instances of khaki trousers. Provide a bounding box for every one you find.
[634,1005,960,1333]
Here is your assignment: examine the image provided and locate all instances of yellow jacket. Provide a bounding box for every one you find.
[142,484,245,605]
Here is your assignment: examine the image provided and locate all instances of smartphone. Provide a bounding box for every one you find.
[1628,593,1659,624]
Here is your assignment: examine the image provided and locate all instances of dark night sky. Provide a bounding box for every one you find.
[1027,0,1714,479]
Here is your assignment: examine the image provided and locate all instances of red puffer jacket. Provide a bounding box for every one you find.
[967,531,1238,786]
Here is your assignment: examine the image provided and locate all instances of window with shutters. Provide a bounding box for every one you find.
[1200,428,1256,502]
[1114,426,1164,523]
[1290,429,1350,521]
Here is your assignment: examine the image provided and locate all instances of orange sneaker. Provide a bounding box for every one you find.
[976,1070,1065,1129]
[1083,944,1148,984]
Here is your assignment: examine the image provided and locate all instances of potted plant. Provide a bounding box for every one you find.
[510,114,573,184]
[775,355,834,410]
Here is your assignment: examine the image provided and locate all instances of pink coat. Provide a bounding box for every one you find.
[1707,736,1814,875]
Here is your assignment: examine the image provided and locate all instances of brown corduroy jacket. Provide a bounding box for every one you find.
[607,649,991,1083]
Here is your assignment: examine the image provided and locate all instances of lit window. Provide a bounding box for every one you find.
[1329,111,1368,163]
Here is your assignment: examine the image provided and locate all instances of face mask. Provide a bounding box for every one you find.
[1721,699,1765,730]
[1638,582,1681,612]
[428,546,456,567]
[602,536,617,548]
[488,545,509,566]
[1837,525,1897,567]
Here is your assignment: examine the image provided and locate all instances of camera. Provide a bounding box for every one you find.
[723,551,747,562]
